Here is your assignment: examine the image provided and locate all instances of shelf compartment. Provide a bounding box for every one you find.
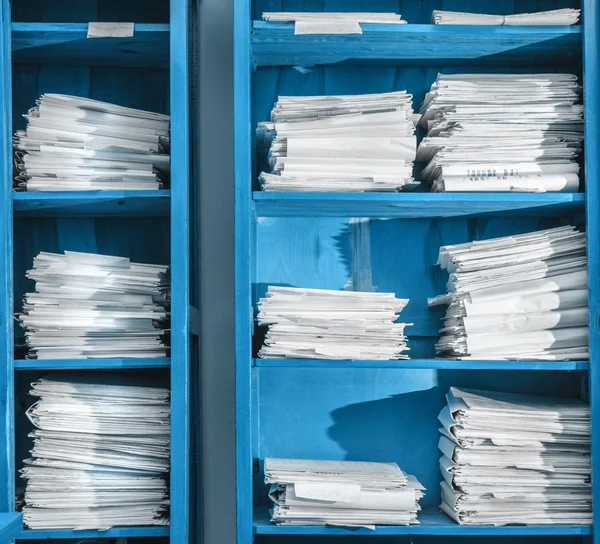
[13,191,170,217]
[251,23,582,67]
[17,526,169,540]
[253,358,589,371]
[254,506,592,535]
[253,192,586,218]
[0,513,22,542]
[14,358,170,371]
[12,23,169,68]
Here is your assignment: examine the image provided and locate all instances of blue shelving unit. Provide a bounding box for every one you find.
[0,0,198,542]
[235,0,598,543]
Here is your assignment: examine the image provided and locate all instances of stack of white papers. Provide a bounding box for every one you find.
[429,226,588,360]
[258,92,418,192]
[265,458,424,528]
[417,74,583,192]
[439,387,591,525]
[262,12,406,35]
[18,251,170,359]
[13,94,170,191]
[21,372,170,530]
[257,287,411,359]
[431,8,580,25]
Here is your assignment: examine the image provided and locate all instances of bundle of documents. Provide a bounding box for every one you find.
[257,286,411,359]
[22,373,170,529]
[429,226,588,360]
[262,12,406,35]
[13,94,170,191]
[19,251,170,359]
[417,74,583,192]
[265,458,424,528]
[439,387,591,525]
[431,8,580,25]
[258,91,418,192]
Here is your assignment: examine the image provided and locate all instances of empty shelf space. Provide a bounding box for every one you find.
[14,358,171,371]
[13,191,170,217]
[253,358,588,371]
[251,23,582,67]
[12,23,169,68]
[253,192,585,218]
[253,506,592,535]
[17,526,169,540]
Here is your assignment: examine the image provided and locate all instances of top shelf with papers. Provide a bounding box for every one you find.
[250,22,582,67]
[12,23,169,68]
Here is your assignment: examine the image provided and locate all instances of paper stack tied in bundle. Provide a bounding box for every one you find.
[14,94,170,191]
[19,251,170,359]
[265,458,425,528]
[257,286,411,359]
[417,74,583,192]
[22,373,170,529]
[439,387,591,525]
[257,91,418,192]
[429,225,588,360]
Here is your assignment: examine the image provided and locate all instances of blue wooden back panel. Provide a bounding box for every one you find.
[252,0,579,21]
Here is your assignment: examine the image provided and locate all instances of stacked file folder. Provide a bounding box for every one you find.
[429,226,588,360]
[257,286,411,359]
[417,74,583,192]
[22,372,170,529]
[13,94,170,191]
[265,458,425,527]
[262,12,406,34]
[258,91,418,192]
[19,251,170,359]
[439,387,591,525]
[431,8,580,25]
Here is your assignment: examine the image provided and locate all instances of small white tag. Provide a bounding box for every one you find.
[294,21,363,35]
[87,22,135,38]
[294,482,361,503]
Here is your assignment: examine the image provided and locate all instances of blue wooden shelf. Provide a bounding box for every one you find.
[12,23,169,68]
[14,358,170,371]
[254,506,592,535]
[0,513,21,543]
[17,526,169,540]
[253,192,586,218]
[251,23,582,67]
[253,358,588,370]
[13,191,170,217]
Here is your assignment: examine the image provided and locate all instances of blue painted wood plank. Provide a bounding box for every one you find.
[582,0,599,542]
[14,358,170,370]
[253,506,592,535]
[17,526,169,540]
[0,0,14,516]
[0,513,21,544]
[253,358,589,370]
[253,192,586,218]
[169,0,191,541]
[12,23,169,68]
[13,191,170,217]
[251,23,582,66]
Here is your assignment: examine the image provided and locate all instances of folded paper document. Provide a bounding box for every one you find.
[431,8,580,25]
